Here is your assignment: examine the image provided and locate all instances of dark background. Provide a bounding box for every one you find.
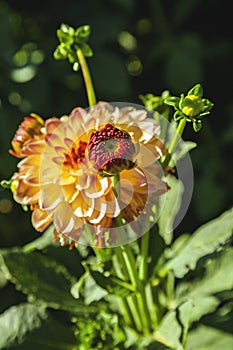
[0,0,232,248]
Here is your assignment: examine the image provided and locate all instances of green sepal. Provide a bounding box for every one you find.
[193,120,202,132]
[80,43,93,57]
[202,98,214,112]
[187,83,203,98]
[60,23,75,36]
[56,29,74,46]
[68,52,76,64]
[53,45,68,60]
[178,93,185,110]
[173,110,183,121]
[21,204,28,212]
[0,179,12,189]
[75,25,91,44]
[164,96,180,108]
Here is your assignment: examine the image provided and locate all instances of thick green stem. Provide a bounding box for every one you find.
[139,231,149,281]
[121,244,151,333]
[127,296,143,332]
[118,298,132,327]
[162,118,187,170]
[112,174,151,333]
[76,48,96,107]
[146,283,158,329]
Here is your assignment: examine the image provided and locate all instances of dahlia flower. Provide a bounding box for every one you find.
[9,114,45,158]
[10,102,168,247]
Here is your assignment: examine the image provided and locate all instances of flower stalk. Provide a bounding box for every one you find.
[76,47,96,107]
[162,117,187,170]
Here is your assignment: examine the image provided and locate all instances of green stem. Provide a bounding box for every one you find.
[121,245,151,334]
[146,283,158,329]
[112,173,120,198]
[162,118,187,170]
[121,245,139,288]
[76,48,96,107]
[139,231,149,281]
[119,298,133,327]
[169,118,187,155]
[166,271,175,309]
[84,223,103,260]
[114,247,130,280]
[127,296,143,332]
[111,174,152,333]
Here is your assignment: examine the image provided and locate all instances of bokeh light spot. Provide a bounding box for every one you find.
[11,66,37,83]
[8,92,22,106]
[127,56,143,76]
[0,199,13,214]
[118,31,137,52]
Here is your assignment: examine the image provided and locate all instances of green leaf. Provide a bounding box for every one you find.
[0,268,7,289]
[186,325,233,350]
[187,84,203,98]
[90,270,133,297]
[175,248,233,322]
[0,303,79,350]
[0,250,86,313]
[70,271,89,299]
[83,275,108,305]
[154,310,183,350]
[172,141,197,163]
[158,175,184,245]
[0,303,47,349]
[190,248,233,296]
[178,300,194,347]
[193,120,202,132]
[23,225,54,252]
[166,208,233,277]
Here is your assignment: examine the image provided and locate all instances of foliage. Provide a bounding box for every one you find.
[0,200,232,348]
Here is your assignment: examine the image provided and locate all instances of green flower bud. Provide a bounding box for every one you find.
[180,95,205,117]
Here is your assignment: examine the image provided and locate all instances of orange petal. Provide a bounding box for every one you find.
[40,184,63,210]
[14,179,40,204]
[31,207,52,232]
[72,192,94,217]
[54,202,75,234]
[85,176,110,199]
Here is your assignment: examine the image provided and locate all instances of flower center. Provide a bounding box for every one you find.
[88,123,136,175]
[63,140,87,169]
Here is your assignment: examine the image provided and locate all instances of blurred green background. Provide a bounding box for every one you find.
[0,0,232,247]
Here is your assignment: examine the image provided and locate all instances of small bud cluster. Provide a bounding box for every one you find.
[164,84,214,132]
[54,23,93,71]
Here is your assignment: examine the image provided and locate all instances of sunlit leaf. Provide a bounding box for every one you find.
[186,325,233,350]
[175,248,233,322]
[154,310,183,350]
[0,303,78,350]
[0,303,47,349]
[166,208,233,277]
